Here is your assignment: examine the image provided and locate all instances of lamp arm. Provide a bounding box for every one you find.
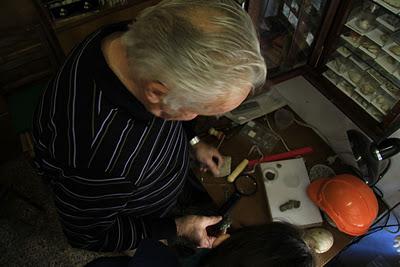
[371,138,400,161]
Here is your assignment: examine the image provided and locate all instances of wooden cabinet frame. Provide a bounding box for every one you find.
[248,0,400,140]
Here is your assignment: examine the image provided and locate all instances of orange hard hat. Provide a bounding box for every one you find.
[307,174,378,236]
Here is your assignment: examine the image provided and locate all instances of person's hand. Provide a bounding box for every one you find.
[212,233,230,248]
[192,141,224,176]
[175,215,222,248]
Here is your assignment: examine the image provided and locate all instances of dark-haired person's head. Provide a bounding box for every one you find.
[201,222,315,267]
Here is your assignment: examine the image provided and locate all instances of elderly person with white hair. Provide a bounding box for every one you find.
[32,0,266,252]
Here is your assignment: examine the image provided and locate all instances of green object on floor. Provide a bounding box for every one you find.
[7,84,46,133]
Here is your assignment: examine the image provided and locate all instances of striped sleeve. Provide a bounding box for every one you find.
[32,26,188,252]
[39,161,176,251]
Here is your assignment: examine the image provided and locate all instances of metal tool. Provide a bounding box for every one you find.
[207,175,257,236]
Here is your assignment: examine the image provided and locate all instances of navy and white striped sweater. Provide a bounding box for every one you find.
[32,22,192,252]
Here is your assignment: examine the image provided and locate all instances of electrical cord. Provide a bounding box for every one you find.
[291,117,355,161]
[376,194,399,234]
[376,188,391,232]
[371,200,400,234]
[372,186,384,199]
[331,194,400,262]
[369,159,392,188]
[264,116,291,151]
[293,118,333,147]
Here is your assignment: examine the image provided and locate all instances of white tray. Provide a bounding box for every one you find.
[370,92,395,114]
[349,55,370,70]
[322,71,340,85]
[365,27,388,47]
[336,80,353,96]
[376,14,400,32]
[381,83,400,98]
[359,44,380,59]
[355,87,375,102]
[326,60,344,77]
[261,159,323,227]
[336,46,352,57]
[373,0,400,15]
[340,34,360,48]
[393,68,400,81]
[375,54,398,72]
[345,17,374,36]
[383,42,400,63]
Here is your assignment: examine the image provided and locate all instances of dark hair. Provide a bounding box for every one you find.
[200,222,315,267]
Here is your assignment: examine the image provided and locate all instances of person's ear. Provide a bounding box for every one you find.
[144,82,169,104]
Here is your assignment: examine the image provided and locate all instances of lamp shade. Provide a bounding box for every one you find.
[347,130,380,185]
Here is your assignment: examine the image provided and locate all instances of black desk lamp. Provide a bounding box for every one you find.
[347,130,400,185]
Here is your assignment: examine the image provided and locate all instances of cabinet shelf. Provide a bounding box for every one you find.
[253,0,400,139]
[373,0,400,16]
[51,0,151,32]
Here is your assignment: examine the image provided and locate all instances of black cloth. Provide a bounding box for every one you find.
[85,240,180,267]
[32,22,195,251]
[85,239,211,267]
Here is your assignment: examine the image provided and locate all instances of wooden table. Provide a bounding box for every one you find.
[192,110,354,266]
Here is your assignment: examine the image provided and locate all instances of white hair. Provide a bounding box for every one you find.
[122,0,266,112]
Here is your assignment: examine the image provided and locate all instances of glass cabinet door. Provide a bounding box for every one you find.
[251,0,330,78]
[321,0,400,123]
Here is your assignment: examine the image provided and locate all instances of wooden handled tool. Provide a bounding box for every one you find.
[227,159,249,183]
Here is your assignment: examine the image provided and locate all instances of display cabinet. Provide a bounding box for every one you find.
[305,0,400,139]
[247,0,338,79]
[248,0,400,139]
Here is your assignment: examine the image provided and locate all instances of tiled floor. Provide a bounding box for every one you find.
[0,157,119,267]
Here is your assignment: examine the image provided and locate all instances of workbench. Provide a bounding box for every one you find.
[192,108,358,266]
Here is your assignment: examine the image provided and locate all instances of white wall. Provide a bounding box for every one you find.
[379,128,400,218]
[272,76,400,207]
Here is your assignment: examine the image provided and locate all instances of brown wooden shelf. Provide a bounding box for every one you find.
[52,0,151,32]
